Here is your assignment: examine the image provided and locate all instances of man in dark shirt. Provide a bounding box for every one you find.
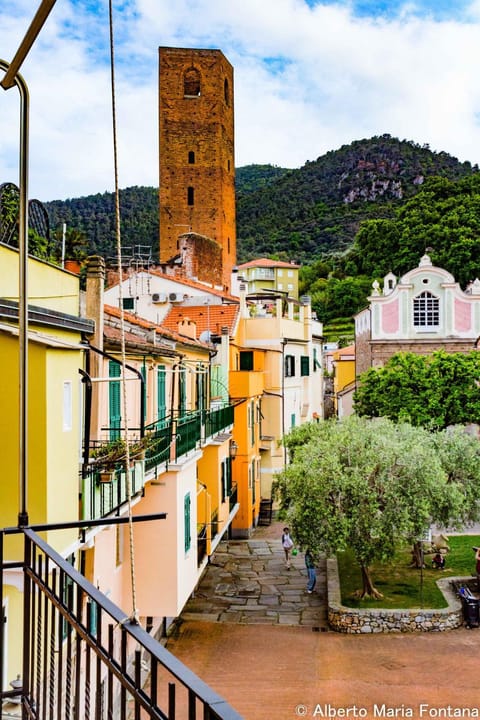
[305,549,316,593]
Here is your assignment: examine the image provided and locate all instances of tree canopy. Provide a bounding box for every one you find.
[275,416,480,597]
[353,351,480,429]
[346,174,480,287]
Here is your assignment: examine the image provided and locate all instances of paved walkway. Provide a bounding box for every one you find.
[165,518,479,720]
[181,520,328,628]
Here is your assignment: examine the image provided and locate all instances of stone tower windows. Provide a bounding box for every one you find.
[159,47,236,291]
[183,67,201,97]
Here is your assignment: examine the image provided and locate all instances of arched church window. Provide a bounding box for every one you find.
[184,67,201,97]
[413,291,439,328]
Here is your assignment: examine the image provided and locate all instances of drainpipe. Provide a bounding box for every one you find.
[79,369,92,472]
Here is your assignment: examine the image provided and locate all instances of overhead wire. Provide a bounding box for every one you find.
[108,0,139,625]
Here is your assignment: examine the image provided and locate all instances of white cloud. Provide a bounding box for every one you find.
[0,0,480,201]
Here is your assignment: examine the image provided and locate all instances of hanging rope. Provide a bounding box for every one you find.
[108,0,139,624]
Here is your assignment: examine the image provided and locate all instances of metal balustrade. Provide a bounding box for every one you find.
[0,523,243,720]
[204,405,234,438]
[81,462,144,521]
[82,404,235,522]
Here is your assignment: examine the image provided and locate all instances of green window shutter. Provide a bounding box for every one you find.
[157,365,166,423]
[226,457,232,497]
[285,355,295,377]
[251,460,256,504]
[250,401,255,446]
[313,348,321,371]
[196,363,207,412]
[291,413,296,429]
[184,492,191,552]
[221,461,226,503]
[301,356,310,376]
[141,364,147,421]
[109,361,121,441]
[240,351,254,371]
[179,367,186,417]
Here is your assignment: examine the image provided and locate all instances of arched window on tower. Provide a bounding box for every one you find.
[184,67,201,97]
[188,151,195,164]
[224,78,230,105]
[413,291,439,329]
[187,187,194,206]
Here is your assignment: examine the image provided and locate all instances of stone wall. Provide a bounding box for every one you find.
[327,557,464,633]
[178,232,222,286]
[370,339,476,369]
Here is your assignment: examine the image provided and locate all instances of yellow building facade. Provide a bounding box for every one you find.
[0,244,93,684]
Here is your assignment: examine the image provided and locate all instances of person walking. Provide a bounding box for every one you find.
[281,527,294,569]
[305,548,316,593]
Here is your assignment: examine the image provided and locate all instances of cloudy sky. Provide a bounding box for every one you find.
[1,0,480,201]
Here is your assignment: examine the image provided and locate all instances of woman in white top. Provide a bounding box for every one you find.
[281,527,294,568]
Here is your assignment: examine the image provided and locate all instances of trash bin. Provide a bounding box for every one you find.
[457,585,480,628]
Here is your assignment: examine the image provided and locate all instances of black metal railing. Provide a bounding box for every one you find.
[210,511,219,539]
[144,430,173,474]
[81,462,145,521]
[229,485,238,513]
[175,414,202,459]
[197,524,207,567]
[1,523,243,720]
[204,405,234,438]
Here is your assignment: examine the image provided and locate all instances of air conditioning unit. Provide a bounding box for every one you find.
[151,293,167,304]
[169,292,182,302]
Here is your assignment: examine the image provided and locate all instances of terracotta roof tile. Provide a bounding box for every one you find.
[237,258,300,270]
[161,304,240,337]
[103,304,212,348]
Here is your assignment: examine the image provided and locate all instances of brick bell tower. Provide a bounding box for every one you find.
[158,47,236,292]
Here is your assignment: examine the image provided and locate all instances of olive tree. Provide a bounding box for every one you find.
[275,416,465,598]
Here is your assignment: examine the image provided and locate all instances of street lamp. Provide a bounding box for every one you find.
[229,440,238,460]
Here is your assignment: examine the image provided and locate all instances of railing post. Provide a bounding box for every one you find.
[22,531,32,720]
[0,531,4,698]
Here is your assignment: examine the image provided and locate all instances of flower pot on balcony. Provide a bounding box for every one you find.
[99,470,114,483]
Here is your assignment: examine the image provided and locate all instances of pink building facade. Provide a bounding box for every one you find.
[355,254,480,376]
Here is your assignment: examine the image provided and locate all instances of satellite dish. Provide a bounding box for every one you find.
[199,330,212,343]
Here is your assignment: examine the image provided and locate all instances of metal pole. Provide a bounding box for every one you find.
[61,221,66,268]
[0,0,57,90]
[0,60,30,526]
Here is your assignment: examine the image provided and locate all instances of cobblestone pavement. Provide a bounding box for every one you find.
[165,518,479,720]
[181,520,328,628]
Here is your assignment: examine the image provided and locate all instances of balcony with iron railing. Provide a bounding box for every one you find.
[82,404,235,522]
[0,522,242,720]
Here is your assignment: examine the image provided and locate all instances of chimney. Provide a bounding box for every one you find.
[85,255,105,351]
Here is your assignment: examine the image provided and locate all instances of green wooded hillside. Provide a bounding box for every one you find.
[37,136,480,334]
[42,135,476,266]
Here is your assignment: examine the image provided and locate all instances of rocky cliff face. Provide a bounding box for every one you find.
[338,157,424,203]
